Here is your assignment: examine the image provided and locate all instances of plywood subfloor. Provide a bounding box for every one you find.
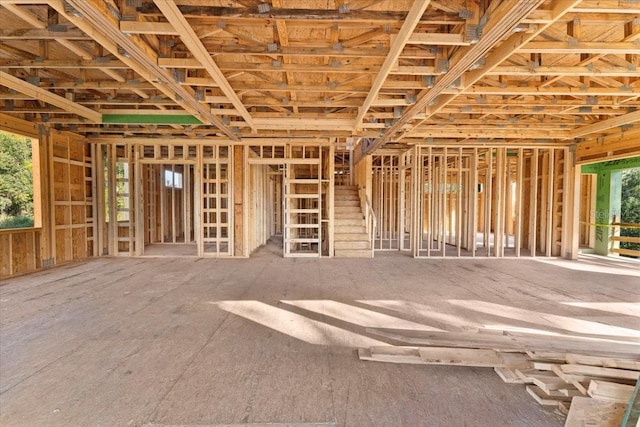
[1,242,639,426]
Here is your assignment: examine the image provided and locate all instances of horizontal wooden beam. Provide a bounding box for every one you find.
[0,59,130,69]
[253,117,354,131]
[119,21,179,35]
[576,128,640,164]
[0,29,90,40]
[408,128,570,139]
[0,71,102,122]
[405,32,470,46]
[158,58,383,74]
[102,113,203,125]
[392,65,640,77]
[519,41,640,54]
[570,109,640,139]
[137,4,452,24]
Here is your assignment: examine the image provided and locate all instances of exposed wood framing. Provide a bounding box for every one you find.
[353,0,432,131]
[0,71,101,122]
[151,0,256,131]
[1,0,640,272]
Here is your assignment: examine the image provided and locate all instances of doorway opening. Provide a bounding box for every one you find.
[143,164,196,256]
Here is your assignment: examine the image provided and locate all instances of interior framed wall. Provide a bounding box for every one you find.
[367,144,573,258]
[246,141,332,257]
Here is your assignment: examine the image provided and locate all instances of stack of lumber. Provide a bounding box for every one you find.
[359,328,640,427]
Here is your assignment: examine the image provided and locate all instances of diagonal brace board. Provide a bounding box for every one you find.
[0,71,102,122]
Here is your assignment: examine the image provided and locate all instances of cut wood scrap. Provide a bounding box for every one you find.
[558,388,584,398]
[527,351,568,361]
[565,396,626,427]
[558,401,571,416]
[561,364,640,381]
[565,354,640,371]
[494,367,524,384]
[516,368,562,384]
[359,346,530,368]
[550,365,589,395]
[533,361,559,371]
[365,328,640,359]
[526,385,572,406]
[419,347,530,368]
[532,375,575,394]
[588,380,635,403]
[358,347,424,364]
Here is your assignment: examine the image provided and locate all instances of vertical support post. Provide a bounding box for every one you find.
[515,148,523,257]
[37,126,54,263]
[427,146,433,257]
[108,144,117,255]
[90,143,99,257]
[328,142,335,257]
[495,148,504,257]
[134,145,144,255]
[234,145,244,256]
[317,146,322,257]
[94,143,105,256]
[195,145,203,256]
[243,145,250,256]
[505,156,513,250]
[184,163,191,243]
[565,148,580,259]
[411,146,420,257]
[531,148,539,257]
[546,149,555,257]
[171,164,177,244]
[457,147,462,257]
[442,147,447,257]
[471,147,478,257]
[399,152,406,251]
[485,148,493,256]
[159,162,166,244]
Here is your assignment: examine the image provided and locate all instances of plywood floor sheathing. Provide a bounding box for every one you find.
[1,241,639,426]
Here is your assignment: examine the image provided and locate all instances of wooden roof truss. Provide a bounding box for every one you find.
[0,0,639,150]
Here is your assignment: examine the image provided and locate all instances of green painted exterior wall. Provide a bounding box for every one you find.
[581,156,640,174]
[594,170,622,255]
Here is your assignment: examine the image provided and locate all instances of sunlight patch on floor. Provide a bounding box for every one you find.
[211,300,386,347]
[356,300,481,331]
[281,300,443,331]
[562,302,640,317]
[449,299,640,339]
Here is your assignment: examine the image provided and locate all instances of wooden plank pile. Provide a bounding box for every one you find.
[359,328,640,427]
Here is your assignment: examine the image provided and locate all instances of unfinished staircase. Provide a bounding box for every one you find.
[334,185,373,258]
